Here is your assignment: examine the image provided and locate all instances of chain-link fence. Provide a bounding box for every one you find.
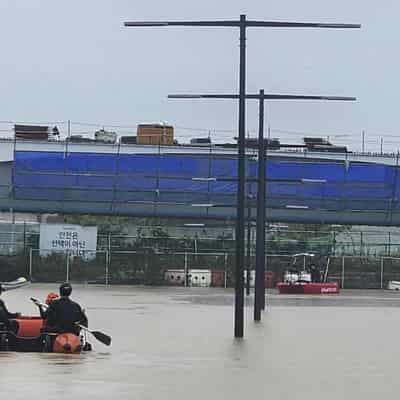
[0,247,395,289]
[4,221,400,258]
[266,255,400,289]
[27,249,233,286]
[0,253,29,281]
[29,249,108,284]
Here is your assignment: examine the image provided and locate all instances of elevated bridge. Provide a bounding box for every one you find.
[1,139,399,226]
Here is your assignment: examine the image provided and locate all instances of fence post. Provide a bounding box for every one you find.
[341,256,345,289]
[23,221,26,253]
[224,252,228,289]
[29,247,33,281]
[105,251,109,286]
[108,233,111,255]
[184,251,188,287]
[66,250,70,282]
[380,257,384,289]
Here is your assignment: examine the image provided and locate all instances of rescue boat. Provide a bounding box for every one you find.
[0,315,91,353]
[0,284,110,352]
[276,253,340,295]
[276,281,339,294]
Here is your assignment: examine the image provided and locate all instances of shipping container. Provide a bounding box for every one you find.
[14,124,49,140]
[190,137,211,146]
[211,270,225,287]
[164,269,185,285]
[120,136,137,144]
[137,123,174,145]
[164,268,212,287]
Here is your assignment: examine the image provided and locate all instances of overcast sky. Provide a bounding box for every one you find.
[0,1,397,151]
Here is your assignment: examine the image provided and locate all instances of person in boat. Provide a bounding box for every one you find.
[42,283,88,336]
[0,284,20,330]
[39,292,59,319]
[46,292,60,306]
[310,264,321,283]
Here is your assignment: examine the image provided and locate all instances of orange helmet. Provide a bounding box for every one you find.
[45,292,59,305]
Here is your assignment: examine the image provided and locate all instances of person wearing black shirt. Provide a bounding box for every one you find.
[0,284,20,329]
[310,264,321,283]
[43,283,88,335]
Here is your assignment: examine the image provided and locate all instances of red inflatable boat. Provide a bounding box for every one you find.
[0,316,90,353]
[276,281,339,294]
[276,253,340,295]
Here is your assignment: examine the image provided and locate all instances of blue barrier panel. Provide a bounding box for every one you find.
[13,151,400,210]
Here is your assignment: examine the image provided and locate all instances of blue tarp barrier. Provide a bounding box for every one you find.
[12,151,399,210]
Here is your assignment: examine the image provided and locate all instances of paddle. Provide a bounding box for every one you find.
[76,323,111,346]
[30,297,46,311]
[30,297,42,306]
[30,298,112,346]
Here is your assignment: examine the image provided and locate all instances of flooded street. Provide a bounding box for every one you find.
[1,285,400,399]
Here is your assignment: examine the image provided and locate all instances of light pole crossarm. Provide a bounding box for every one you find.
[124,20,361,29]
[246,21,360,29]
[124,20,240,27]
[168,94,356,101]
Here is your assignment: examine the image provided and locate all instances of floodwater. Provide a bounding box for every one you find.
[1,285,400,399]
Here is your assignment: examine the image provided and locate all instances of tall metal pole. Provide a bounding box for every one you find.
[234,14,246,338]
[261,123,268,311]
[254,89,266,321]
[127,15,360,337]
[169,92,356,326]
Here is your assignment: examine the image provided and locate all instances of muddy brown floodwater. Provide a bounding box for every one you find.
[1,285,400,399]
